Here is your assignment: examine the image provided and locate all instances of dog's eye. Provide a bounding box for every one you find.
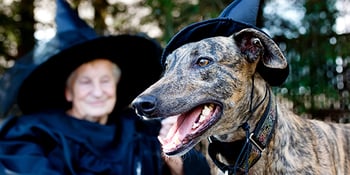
[196,57,212,67]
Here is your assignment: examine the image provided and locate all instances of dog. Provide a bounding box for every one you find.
[132,28,350,175]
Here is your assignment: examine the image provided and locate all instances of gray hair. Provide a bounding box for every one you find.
[66,59,121,89]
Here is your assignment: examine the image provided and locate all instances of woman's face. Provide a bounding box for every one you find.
[65,59,121,125]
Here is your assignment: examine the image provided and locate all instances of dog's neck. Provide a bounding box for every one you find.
[208,77,278,175]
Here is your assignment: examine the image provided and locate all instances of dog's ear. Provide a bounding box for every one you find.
[234,28,289,86]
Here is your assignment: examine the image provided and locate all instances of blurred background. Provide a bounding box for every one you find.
[1,0,350,122]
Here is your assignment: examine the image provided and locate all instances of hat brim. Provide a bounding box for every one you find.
[18,34,162,114]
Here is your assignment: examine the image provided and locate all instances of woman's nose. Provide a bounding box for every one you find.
[92,84,104,97]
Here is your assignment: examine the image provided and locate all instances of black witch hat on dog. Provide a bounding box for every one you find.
[10,0,162,115]
[162,0,289,86]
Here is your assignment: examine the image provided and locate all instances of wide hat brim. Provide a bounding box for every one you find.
[18,34,162,114]
[161,18,289,86]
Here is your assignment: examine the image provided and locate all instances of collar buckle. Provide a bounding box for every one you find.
[249,133,264,152]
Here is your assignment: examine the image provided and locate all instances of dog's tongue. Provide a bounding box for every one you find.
[159,106,203,152]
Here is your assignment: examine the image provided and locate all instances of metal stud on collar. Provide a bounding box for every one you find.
[249,133,264,152]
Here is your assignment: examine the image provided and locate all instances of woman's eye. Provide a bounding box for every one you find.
[78,78,91,85]
[196,57,211,67]
[101,75,117,84]
[101,78,112,84]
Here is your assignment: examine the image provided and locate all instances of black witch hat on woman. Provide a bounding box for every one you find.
[16,0,162,115]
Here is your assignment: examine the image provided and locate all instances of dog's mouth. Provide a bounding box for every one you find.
[158,103,222,155]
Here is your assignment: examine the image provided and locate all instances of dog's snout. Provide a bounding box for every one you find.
[132,95,158,118]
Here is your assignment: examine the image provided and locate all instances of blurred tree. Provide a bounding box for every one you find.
[145,0,232,42]
[264,0,350,121]
[0,0,34,74]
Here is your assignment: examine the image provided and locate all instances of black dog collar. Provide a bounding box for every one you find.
[208,87,277,175]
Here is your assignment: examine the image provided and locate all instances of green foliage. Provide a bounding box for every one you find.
[0,0,34,74]
[145,0,231,44]
[265,0,350,120]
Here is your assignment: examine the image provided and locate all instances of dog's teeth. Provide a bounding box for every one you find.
[199,114,206,123]
[192,114,206,130]
[192,122,199,129]
[209,103,215,109]
[193,104,215,130]
[202,104,214,115]
[202,107,211,116]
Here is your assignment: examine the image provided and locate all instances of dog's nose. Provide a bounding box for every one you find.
[132,95,158,118]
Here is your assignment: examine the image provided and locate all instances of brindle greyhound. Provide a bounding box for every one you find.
[132,28,350,175]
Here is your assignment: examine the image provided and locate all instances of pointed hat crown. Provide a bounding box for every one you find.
[34,0,98,64]
[219,0,259,24]
[55,0,97,37]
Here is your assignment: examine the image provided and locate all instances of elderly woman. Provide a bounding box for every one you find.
[0,34,210,175]
[64,58,120,125]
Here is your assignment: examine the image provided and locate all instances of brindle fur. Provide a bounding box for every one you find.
[132,28,350,174]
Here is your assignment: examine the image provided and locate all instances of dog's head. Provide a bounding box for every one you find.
[132,28,288,156]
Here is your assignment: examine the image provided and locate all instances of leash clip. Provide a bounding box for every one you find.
[249,133,264,152]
